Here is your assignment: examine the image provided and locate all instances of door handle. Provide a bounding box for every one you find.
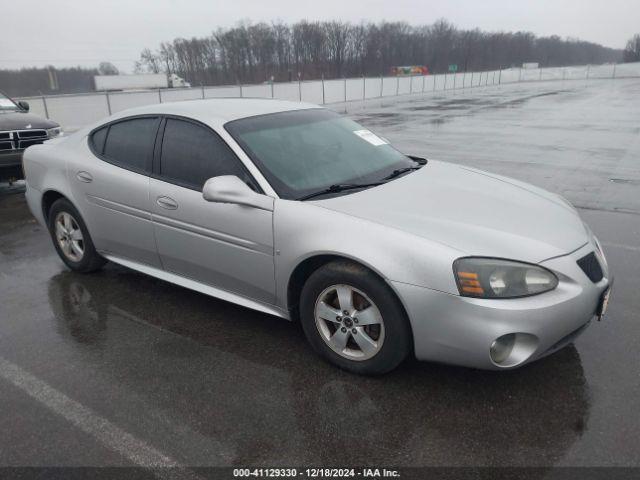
[76,171,93,183]
[156,196,178,210]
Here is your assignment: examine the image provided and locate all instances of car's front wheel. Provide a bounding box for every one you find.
[299,260,412,375]
[48,198,107,273]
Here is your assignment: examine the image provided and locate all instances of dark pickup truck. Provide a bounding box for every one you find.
[1,91,61,182]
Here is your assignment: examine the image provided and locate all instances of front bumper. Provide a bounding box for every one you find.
[0,151,24,179]
[0,150,23,168]
[394,242,611,370]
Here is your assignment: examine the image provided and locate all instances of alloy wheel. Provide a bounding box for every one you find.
[55,212,85,262]
[314,284,385,361]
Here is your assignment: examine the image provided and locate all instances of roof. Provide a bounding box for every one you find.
[109,97,320,125]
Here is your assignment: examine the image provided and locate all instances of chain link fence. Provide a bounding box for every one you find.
[16,62,640,131]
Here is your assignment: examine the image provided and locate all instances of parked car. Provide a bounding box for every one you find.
[0,90,61,182]
[23,99,612,374]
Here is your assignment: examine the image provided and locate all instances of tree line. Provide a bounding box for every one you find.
[2,20,638,98]
[0,67,99,97]
[134,19,623,86]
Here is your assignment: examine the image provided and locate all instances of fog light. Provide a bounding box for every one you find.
[490,334,516,364]
[489,333,539,367]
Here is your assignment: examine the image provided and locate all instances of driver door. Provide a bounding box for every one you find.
[150,117,276,304]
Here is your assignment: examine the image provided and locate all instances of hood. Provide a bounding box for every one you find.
[315,160,588,263]
[0,111,58,131]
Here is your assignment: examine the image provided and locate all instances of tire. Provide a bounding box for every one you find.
[47,198,107,273]
[299,260,412,375]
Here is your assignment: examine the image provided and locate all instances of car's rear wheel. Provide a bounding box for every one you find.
[48,198,106,273]
[299,260,412,375]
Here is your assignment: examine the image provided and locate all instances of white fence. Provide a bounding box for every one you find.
[16,62,640,131]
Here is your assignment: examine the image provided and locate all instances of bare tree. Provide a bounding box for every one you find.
[98,62,119,75]
[623,34,640,62]
[135,48,161,73]
[325,21,350,77]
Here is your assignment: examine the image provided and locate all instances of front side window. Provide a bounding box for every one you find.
[102,117,159,172]
[159,118,253,190]
[0,92,19,111]
[225,109,415,200]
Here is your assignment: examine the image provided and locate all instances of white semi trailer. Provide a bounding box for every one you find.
[94,73,190,91]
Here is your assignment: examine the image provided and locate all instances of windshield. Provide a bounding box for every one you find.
[225,109,416,200]
[0,92,19,111]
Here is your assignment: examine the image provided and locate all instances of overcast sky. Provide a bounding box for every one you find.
[1,0,637,72]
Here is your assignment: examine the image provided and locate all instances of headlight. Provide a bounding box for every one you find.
[453,257,558,298]
[47,127,62,138]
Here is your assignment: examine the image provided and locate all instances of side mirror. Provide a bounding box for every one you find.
[202,175,273,211]
[17,100,29,112]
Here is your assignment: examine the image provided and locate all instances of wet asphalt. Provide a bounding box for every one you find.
[1,79,639,472]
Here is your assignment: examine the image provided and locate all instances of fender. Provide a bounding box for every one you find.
[273,198,464,312]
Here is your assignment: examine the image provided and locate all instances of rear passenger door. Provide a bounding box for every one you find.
[70,116,162,268]
[150,117,276,304]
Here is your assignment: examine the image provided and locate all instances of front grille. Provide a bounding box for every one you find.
[577,252,604,283]
[19,139,46,149]
[0,129,48,152]
[17,129,47,139]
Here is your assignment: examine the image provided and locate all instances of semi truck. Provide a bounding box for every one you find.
[94,73,191,91]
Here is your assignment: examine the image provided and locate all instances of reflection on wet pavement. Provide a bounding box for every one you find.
[44,268,590,467]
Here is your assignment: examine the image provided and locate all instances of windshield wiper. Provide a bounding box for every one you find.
[381,165,423,181]
[298,156,427,201]
[381,156,428,182]
[298,182,384,201]
[408,155,428,165]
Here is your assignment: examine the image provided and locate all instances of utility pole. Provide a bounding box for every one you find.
[363,75,366,101]
[41,93,49,119]
[344,77,347,103]
[105,91,112,115]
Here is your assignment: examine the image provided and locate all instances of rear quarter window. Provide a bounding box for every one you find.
[90,126,108,154]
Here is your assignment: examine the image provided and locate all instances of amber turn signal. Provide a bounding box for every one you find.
[457,272,485,295]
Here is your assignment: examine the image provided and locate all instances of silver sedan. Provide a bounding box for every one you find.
[23,99,612,374]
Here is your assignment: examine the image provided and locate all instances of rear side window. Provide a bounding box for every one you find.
[102,117,159,172]
[160,118,254,190]
[90,126,108,154]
